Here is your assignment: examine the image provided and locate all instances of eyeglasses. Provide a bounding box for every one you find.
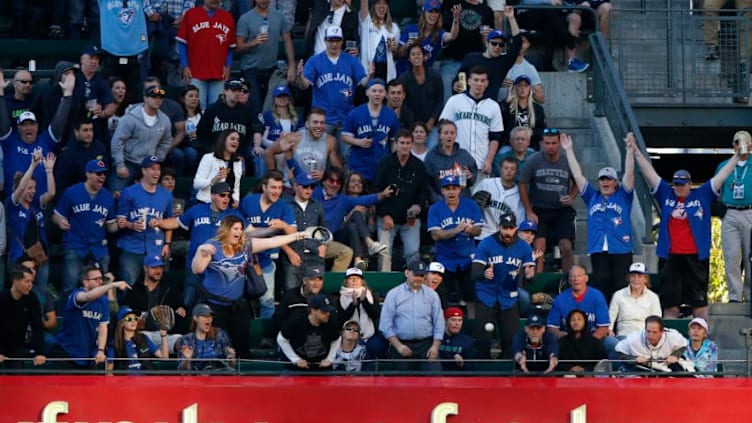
[327,178,342,185]
[16,79,33,85]
[543,128,560,135]
[122,316,140,322]
[344,327,359,332]
[301,184,315,189]
[489,41,503,47]
[239,89,249,94]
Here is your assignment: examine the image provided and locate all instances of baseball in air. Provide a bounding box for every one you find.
[484,322,495,332]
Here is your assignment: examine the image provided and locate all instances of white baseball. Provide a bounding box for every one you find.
[484,323,495,332]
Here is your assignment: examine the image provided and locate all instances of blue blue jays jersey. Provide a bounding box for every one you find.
[201,239,246,304]
[473,236,535,309]
[6,198,47,262]
[54,183,116,260]
[426,197,484,271]
[177,203,242,269]
[56,288,110,366]
[260,111,305,142]
[343,104,400,180]
[581,183,634,255]
[240,193,296,267]
[303,52,367,125]
[116,184,173,256]
[99,0,149,56]
[547,287,610,333]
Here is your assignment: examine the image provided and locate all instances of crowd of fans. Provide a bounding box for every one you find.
[0,0,747,376]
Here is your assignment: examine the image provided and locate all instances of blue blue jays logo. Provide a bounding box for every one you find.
[339,88,353,98]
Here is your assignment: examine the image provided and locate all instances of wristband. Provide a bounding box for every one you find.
[97,348,105,352]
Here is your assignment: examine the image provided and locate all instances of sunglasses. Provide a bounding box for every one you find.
[94,172,107,176]
[489,41,503,47]
[327,178,342,185]
[543,128,560,135]
[239,89,249,94]
[122,316,140,322]
[145,86,166,97]
[301,184,315,189]
[216,193,230,198]
[16,79,33,85]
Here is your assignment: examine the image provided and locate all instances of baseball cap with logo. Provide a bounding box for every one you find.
[309,293,336,313]
[17,111,37,124]
[628,262,647,274]
[444,307,464,319]
[407,259,427,276]
[192,303,214,317]
[273,85,291,97]
[499,212,517,228]
[85,159,108,173]
[486,29,508,42]
[304,265,324,279]
[81,45,101,57]
[295,172,317,186]
[428,261,445,274]
[514,74,531,85]
[325,26,344,40]
[598,167,619,180]
[116,306,136,322]
[143,255,166,267]
[441,174,461,188]
[345,267,364,278]
[672,169,692,186]
[141,155,162,168]
[225,77,249,90]
[527,314,545,327]
[518,220,538,233]
[423,0,440,11]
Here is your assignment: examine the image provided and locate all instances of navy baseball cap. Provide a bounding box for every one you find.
[309,293,336,313]
[273,85,291,97]
[116,306,136,321]
[295,172,317,186]
[141,155,162,168]
[143,255,166,267]
[514,74,531,85]
[85,159,108,173]
[366,78,386,90]
[211,182,232,194]
[304,265,324,279]
[81,45,101,57]
[423,0,440,11]
[518,220,538,233]
[499,212,517,228]
[406,259,427,276]
[526,314,545,327]
[225,77,248,90]
[672,169,691,186]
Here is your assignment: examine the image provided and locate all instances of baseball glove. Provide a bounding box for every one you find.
[472,190,492,208]
[150,305,175,331]
[303,226,333,243]
[531,292,554,305]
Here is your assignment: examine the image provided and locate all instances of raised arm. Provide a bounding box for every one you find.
[359,0,369,22]
[622,132,636,192]
[12,151,42,204]
[49,73,76,140]
[711,153,740,192]
[39,153,57,207]
[631,140,661,190]
[560,133,587,190]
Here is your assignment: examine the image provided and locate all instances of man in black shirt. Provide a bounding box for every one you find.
[0,266,46,369]
[277,293,340,369]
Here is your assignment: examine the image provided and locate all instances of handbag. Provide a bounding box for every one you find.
[244,251,267,300]
[24,241,48,265]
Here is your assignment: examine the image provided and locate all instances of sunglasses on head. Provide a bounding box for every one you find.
[543,128,560,135]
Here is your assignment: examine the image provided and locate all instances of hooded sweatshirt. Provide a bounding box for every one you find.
[110,104,172,168]
[423,142,478,201]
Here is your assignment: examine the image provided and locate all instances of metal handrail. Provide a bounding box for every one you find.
[589,31,657,244]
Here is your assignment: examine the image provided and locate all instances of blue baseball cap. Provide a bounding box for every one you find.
[117,306,136,322]
[295,172,317,186]
[141,155,162,168]
[143,255,165,267]
[514,74,531,85]
[486,29,508,42]
[309,293,336,313]
[527,314,545,327]
[85,159,108,173]
[273,85,291,97]
[441,174,461,188]
[192,303,214,317]
[672,169,691,186]
[423,0,440,11]
[518,220,538,233]
[406,259,427,276]
[366,78,386,90]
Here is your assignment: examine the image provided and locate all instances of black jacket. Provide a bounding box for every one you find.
[304,0,360,56]
[373,152,430,225]
[122,279,188,334]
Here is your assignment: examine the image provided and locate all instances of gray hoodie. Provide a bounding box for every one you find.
[111,104,172,168]
[424,142,479,202]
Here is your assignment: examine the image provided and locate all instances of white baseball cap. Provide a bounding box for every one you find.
[325,26,344,40]
[345,267,364,278]
[628,262,647,274]
[428,262,445,274]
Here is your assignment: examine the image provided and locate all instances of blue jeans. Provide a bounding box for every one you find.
[190,79,225,110]
[259,261,276,320]
[109,161,140,195]
[440,59,462,104]
[183,271,203,310]
[376,217,421,272]
[62,249,110,295]
[168,146,199,177]
[325,123,346,167]
[119,250,145,287]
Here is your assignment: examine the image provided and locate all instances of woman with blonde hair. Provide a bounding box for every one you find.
[192,215,315,358]
[258,85,304,182]
[396,1,460,75]
[359,0,401,81]
[502,75,546,149]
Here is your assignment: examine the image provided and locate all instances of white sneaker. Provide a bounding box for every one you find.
[368,242,387,256]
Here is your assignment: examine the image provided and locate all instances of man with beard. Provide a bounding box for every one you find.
[472,212,535,359]
[53,159,118,295]
[512,313,559,373]
[240,169,297,319]
[278,293,341,370]
[116,156,174,286]
[155,182,242,308]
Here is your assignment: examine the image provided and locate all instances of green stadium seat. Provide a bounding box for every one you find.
[241,177,260,195]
